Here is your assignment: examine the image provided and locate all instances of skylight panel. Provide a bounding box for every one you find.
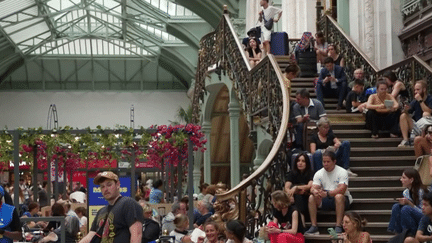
[0,0,35,19]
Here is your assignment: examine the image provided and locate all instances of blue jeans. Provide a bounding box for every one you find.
[313,140,351,172]
[316,81,347,108]
[388,203,424,234]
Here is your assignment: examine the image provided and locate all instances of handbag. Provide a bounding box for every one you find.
[262,12,273,30]
[89,197,123,243]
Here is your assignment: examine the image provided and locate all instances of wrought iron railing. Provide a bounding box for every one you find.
[318,14,432,96]
[402,0,432,23]
[191,6,291,238]
[318,14,379,85]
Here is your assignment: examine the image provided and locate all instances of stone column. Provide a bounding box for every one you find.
[193,151,202,195]
[245,0,261,34]
[228,97,241,188]
[364,0,375,61]
[201,121,212,184]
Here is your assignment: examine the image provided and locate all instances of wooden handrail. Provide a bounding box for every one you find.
[222,14,252,71]
[217,53,289,201]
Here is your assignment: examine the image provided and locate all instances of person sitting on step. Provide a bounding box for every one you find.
[414,125,432,158]
[292,88,327,150]
[365,79,400,139]
[314,32,328,65]
[304,150,352,235]
[316,57,348,110]
[388,168,428,235]
[327,44,344,68]
[284,153,314,228]
[264,190,305,243]
[383,70,410,102]
[403,192,432,243]
[346,79,368,113]
[245,38,262,68]
[310,117,356,177]
[399,80,432,147]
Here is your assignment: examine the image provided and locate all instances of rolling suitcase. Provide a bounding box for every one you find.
[270,32,289,56]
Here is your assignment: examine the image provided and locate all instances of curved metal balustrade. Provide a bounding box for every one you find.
[191,7,291,238]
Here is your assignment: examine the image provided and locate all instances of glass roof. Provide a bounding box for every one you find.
[0,0,198,57]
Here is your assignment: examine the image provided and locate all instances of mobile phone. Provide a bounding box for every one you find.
[327,228,338,239]
[326,74,331,77]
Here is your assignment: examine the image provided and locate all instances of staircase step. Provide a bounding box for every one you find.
[317,210,391,222]
[350,156,415,167]
[311,222,390,235]
[347,137,402,147]
[350,198,398,210]
[349,176,401,187]
[350,147,414,157]
[305,234,392,243]
[350,187,403,198]
[350,167,408,177]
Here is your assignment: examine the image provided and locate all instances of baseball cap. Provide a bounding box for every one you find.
[93,171,119,185]
[0,185,4,198]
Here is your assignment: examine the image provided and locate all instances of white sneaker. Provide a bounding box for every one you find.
[347,169,358,177]
[398,140,410,147]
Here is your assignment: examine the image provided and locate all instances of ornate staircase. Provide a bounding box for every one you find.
[192,6,432,243]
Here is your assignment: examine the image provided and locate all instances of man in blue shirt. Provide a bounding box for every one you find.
[316,57,347,110]
[399,80,432,147]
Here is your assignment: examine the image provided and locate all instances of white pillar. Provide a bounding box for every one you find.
[193,151,202,195]
[202,121,212,184]
[228,97,241,188]
[245,0,261,34]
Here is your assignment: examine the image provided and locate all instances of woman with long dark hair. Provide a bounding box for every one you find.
[284,153,313,227]
[245,38,262,68]
[388,168,428,234]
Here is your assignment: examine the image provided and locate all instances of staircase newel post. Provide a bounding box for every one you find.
[239,190,247,223]
[316,0,324,31]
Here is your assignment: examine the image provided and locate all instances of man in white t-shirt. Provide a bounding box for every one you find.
[258,0,282,55]
[304,150,352,235]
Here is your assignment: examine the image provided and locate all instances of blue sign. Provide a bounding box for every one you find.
[89,177,131,206]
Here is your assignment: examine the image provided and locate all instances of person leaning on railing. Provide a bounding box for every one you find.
[365,79,400,139]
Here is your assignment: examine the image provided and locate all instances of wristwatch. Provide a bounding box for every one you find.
[0,229,5,234]
[419,100,424,103]
[327,191,330,197]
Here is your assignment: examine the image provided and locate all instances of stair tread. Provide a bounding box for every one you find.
[351,167,410,171]
[305,235,392,240]
[318,209,391,215]
[353,198,399,203]
[349,176,401,180]
[348,137,401,142]
[314,222,389,227]
[350,187,403,192]
[351,147,413,151]
[350,156,415,161]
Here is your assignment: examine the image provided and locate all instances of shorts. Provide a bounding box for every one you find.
[261,25,272,42]
[320,195,351,211]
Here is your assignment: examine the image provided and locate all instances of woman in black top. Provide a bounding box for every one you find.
[327,44,344,67]
[245,38,262,68]
[264,190,305,243]
[284,153,313,227]
[310,117,354,175]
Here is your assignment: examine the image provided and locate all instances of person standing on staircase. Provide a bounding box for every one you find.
[258,0,282,55]
[398,80,432,147]
[304,150,352,235]
[316,57,348,110]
